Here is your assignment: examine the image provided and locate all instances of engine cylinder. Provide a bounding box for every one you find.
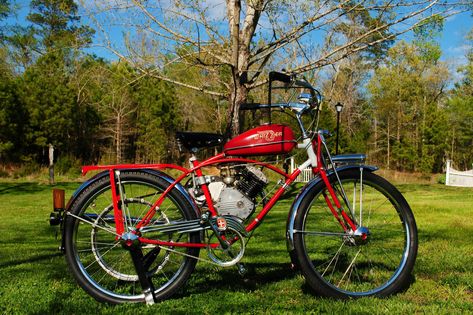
[236,166,268,199]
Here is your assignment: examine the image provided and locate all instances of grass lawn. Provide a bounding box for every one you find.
[0,177,472,314]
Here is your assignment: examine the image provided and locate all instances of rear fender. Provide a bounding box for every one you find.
[59,169,196,251]
[285,165,378,263]
[65,169,195,214]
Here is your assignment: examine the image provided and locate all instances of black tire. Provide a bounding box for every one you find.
[64,171,200,304]
[293,169,417,298]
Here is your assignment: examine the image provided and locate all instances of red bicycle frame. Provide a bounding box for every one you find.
[81,132,358,249]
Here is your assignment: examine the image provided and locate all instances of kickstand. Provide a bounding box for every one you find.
[128,245,157,305]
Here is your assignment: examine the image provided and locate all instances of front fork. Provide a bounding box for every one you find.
[315,132,358,232]
[319,169,358,232]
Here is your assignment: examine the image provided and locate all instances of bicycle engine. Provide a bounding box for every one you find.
[190,165,268,221]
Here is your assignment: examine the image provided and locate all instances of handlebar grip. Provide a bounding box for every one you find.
[269,71,291,84]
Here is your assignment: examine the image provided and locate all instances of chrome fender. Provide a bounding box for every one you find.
[285,165,378,255]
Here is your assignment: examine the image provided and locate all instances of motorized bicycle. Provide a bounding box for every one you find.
[50,71,418,304]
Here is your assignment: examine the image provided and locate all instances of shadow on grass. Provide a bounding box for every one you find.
[0,252,63,269]
[0,182,79,195]
[182,261,297,297]
[0,183,47,195]
[279,183,305,200]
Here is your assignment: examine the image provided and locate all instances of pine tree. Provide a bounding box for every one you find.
[18,0,95,162]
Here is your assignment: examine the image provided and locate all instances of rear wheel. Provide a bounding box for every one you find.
[64,171,200,304]
[293,169,417,298]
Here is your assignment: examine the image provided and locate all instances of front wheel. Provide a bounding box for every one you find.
[293,169,417,298]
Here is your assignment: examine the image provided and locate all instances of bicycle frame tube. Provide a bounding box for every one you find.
[138,155,298,237]
[81,133,357,248]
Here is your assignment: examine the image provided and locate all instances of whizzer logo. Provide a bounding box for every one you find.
[253,130,283,142]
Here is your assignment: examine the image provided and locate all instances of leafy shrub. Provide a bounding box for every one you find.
[437,174,446,184]
[13,162,40,178]
[55,155,81,177]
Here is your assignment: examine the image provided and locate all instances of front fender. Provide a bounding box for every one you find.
[285,165,378,255]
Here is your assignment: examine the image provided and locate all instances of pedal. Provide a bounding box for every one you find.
[237,263,247,276]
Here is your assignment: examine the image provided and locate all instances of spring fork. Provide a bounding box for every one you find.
[319,133,358,225]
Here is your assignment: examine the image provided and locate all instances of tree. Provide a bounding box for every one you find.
[75,60,186,164]
[4,0,94,71]
[0,0,10,38]
[447,29,473,169]
[19,51,78,160]
[367,39,449,172]
[15,0,95,163]
[0,1,28,163]
[79,0,465,137]
[133,76,181,163]
[68,55,103,162]
[27,0,93,51]
[0,62,26,162]
[93,62,137,163]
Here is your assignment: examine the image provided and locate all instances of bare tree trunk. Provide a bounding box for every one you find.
[374,117,378,154]
[227,81,249,138]
[414,100,419,172]
[451,128,455,161]
[116,114,122,163]
[225,0,258,138]
[373,117,379,162]
[387,117,391,170]
[396,105,401,170]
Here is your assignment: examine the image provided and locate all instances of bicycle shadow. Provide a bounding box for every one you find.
[181,253,418,300]
[184,261,297,295]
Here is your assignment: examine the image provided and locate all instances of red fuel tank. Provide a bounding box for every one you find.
[224,124,297,156]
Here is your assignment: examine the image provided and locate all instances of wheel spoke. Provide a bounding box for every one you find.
[322,240,347,277]
[337,248,361,287]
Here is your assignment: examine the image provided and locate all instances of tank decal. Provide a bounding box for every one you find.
[224,124,296,156]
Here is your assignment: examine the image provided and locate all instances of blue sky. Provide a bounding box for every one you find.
[5,1,473,79]
[433,11,472,67]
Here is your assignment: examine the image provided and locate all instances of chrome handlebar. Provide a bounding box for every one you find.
[241,71,322,138]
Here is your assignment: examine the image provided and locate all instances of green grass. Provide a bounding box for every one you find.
[0,180,472,314]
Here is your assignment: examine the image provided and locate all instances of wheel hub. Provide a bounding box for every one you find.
[121,232,140,248]
[344,226,370,246]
